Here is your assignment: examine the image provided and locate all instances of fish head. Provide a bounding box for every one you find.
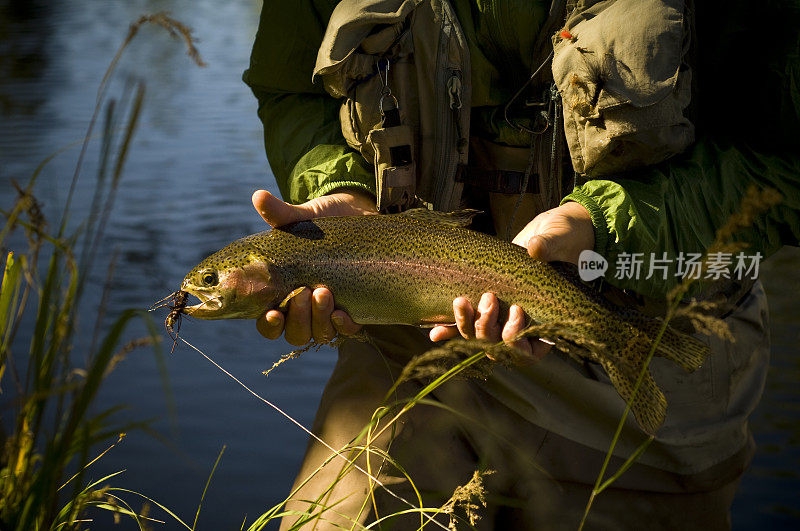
[181,241,280,320]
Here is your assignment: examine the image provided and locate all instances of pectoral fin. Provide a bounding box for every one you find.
[277,287,307,312]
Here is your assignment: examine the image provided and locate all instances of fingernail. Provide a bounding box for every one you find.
[295,292,309,309]
[331,315,344,327]
[315,291,330,309]
[478,293,492,312]
[266,314,280,326]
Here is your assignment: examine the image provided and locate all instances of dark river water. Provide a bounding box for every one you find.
[0,1,798,529]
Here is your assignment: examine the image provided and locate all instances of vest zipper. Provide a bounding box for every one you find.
[434,70,463,211]
[447,74,466,152]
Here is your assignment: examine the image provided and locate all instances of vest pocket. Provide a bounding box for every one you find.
[314,0,470,211]
[552,0,694,176]
[367,124,416,210]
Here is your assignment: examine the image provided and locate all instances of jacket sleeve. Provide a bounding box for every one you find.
[242,0,374,205]
[563,140,800,298]
[561,2,800,299]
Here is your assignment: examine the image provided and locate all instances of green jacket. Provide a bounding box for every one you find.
[243,0,800,299]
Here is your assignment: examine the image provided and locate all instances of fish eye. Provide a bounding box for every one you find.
[201,270,218,287]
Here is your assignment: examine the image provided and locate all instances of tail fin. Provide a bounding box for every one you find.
[605,319,709,434]
[545,314,710,434]
[599,358,666,436]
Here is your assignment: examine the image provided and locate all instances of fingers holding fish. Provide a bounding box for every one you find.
[330,310,362,336]
[428,323,459,342]
[311,288,335,342]
[252,189,302,227]
[255,287,361,344]
[501,305,535,362]
[453,297,475,339]
[429,294,536,363]
[430,294,505,344]
[256,310,285,340]
[252,189,377,229]
[511,201,594,265]
[474,293,501,341]
[284,288,312,346]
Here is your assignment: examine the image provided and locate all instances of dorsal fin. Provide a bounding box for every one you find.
[397,208,481,228]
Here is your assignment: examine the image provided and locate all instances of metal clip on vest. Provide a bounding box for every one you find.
[371,58,416,213]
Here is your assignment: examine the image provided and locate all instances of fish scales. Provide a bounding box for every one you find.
[181,210,710,434]
[258,215,585,325]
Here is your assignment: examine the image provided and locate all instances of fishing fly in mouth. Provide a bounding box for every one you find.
[149,289,189,354]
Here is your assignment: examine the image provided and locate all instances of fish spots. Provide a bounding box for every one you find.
[181,214,704,432]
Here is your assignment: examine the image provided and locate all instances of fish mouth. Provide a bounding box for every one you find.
[182,289,223,316]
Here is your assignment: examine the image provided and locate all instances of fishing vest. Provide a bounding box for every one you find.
[314,0,694,212]
[311,0,767,475]
[314,0,470,213]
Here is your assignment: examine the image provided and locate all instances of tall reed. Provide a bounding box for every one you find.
[0,12,206,530]
[0,85,157,530]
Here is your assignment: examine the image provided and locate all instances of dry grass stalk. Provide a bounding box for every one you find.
[397,339,497,385]
[672,301,734,342]
[668,185,783,304]
[105,337,157,376]
[400,319,607,385]
[440,469,495,530]
[126,13,207,67]
[707,186,782,255]
[10,180,46,242]
[125,11,206,66]
[263,344,315,377]
[99,12,206,98]
[515,320,605,350]
[260,334,346,377]
[263,330,369,377]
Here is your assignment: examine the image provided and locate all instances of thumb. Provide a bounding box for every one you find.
[252,190,312,228]
[519,202,594,264]
[526,233,560,262]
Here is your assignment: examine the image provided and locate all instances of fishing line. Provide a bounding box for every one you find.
[178,336,450,531]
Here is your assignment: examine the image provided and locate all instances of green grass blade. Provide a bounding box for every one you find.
[0,252,23,385]
[90,501,166,526]
[106,488,193,530]
[192,444,226,530]
[597,435,654,494]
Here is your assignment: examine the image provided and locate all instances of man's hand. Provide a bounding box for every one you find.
[510,201,594,264]
[252,189,375,345]
[429,201,594,361]
[252,189,376,227]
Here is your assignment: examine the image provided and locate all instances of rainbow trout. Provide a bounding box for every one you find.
[181,209,708,434]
